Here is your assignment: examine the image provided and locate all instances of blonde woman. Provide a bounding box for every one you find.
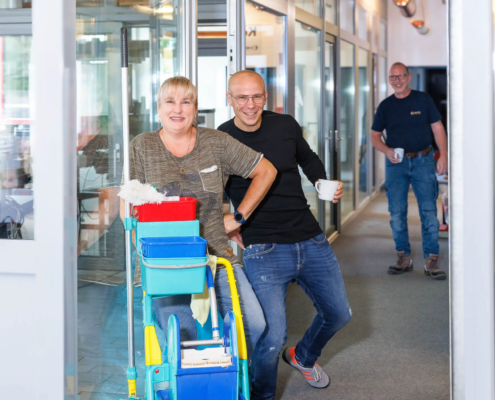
[120,76,277,358]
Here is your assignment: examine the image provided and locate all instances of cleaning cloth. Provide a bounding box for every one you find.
[190,255,217,326]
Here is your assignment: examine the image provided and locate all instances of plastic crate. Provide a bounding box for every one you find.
[140,237,208,259]
[141,255,207,295]
[135,220,200,254]
[134,197,197,222]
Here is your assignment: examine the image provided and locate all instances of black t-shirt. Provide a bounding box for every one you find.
[372,90,442,153]
[218,111,326,246]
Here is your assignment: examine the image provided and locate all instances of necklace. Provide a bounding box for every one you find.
[161,128,193,174]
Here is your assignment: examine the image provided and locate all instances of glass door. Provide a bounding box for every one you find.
[324,36,337,235]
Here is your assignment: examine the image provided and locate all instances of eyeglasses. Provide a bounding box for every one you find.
[229,93,265,105]
[389,73,408,81]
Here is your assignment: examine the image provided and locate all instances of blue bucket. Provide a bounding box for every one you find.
[140,237,208,259]
[135,219,200,254]
[141,255,208,296]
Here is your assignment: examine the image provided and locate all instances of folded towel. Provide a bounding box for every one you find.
[190,255,217,326]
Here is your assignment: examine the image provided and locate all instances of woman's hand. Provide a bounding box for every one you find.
[228,227,245,250]
[333,181,344,204]
[223,213,241,235]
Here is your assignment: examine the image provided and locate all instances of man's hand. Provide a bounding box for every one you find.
[437,154,448,175]
[332,181,344,204]
[228,227,245,250]
[223,213,241,235]
[386,148,400,163]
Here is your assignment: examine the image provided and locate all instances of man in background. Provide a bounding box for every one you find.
[371,62,448,280]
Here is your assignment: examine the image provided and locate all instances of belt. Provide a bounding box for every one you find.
[405,147,432,159]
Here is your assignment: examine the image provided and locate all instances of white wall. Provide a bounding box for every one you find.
[387,0,447,69]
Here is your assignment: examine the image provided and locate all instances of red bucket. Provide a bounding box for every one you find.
[134,197,198,222]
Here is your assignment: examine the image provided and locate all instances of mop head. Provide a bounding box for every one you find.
[118,180,179,205]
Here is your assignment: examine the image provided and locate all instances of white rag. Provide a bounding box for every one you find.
[190,255,217,326]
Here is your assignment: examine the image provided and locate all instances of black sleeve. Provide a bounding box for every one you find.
[294,118,327,185]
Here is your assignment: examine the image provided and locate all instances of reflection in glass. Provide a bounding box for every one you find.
[341,0,355,33]
[245,1,286,114]
[358,48,369,203]
[379,56,388,102]
[324,41,336,234]
[295,22,320,221]
[358,6,368,41]
[295,0,320,16]
[340,40,355,220]
[380,21,387,50]
[76,3,182,398]
[325,0,336,24]
[0,0,31,8]
[197,25,229,128]
[0,36,34,240]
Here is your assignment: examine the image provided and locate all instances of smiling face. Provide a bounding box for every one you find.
[227,72,267,132]
[158,89,197,135]
[389,64,412,98]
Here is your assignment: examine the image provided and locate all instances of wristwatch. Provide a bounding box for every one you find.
[234,210,247,224]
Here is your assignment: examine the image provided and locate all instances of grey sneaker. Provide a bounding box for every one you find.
[282,347,330,389]
[424,255,446,280]
[388,252,413,275]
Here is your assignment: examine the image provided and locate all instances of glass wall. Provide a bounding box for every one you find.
[358,6,368,41]
[295,21,320,220]
[340,40,355,220]
[324,40,336,234]
[379,56,388,102]
[325,0,337,24]
[380,21,387,50]
[76,2,183,398]
[0,34,33,240]
[296,0,320,16]
[358,48,369,203]
[341,0,355,33]
[245,1,286,114]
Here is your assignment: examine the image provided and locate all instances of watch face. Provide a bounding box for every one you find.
[234,212,243,222]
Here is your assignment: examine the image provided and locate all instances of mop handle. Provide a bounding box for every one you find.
[121,27,137,398]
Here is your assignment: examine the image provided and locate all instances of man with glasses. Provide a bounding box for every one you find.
[371,62,448,280]
[217,70,351,400]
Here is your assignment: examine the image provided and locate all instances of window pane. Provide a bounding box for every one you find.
[380,21,387,50]
[379,56,387,102]
[246,1,286,114]
[339,40,355,219]
[358,6,368,41]
[76,2,183,398]
[296,0,320,16]
[0,35,34,240]
[326,0,337,24]
[358,48,369,203]
[295,21,320,222]
[341,0,355,33]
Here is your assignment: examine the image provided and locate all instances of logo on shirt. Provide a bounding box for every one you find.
[411,111,421,115]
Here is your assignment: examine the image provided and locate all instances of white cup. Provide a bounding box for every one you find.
[315,179,340,201]
[394,148,404,163]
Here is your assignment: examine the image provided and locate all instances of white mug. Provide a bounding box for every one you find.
[315,180,340,201]
[394,148,404,163]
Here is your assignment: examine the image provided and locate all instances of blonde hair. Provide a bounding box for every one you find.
[157,76,198,107]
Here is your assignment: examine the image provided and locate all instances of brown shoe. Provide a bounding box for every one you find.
[388,252,413,275]
[424,255,446,280]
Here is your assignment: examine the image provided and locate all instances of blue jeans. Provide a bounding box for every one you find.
[385,150,439,258]
[243,233,351,400]
[152,264,266,359]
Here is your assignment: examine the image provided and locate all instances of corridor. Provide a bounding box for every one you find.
[278,191,450,400]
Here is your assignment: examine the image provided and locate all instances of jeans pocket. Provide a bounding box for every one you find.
[310,233,328,245]
[243,243,276,259]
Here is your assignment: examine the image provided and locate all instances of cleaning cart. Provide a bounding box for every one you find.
[118,28,250,400]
